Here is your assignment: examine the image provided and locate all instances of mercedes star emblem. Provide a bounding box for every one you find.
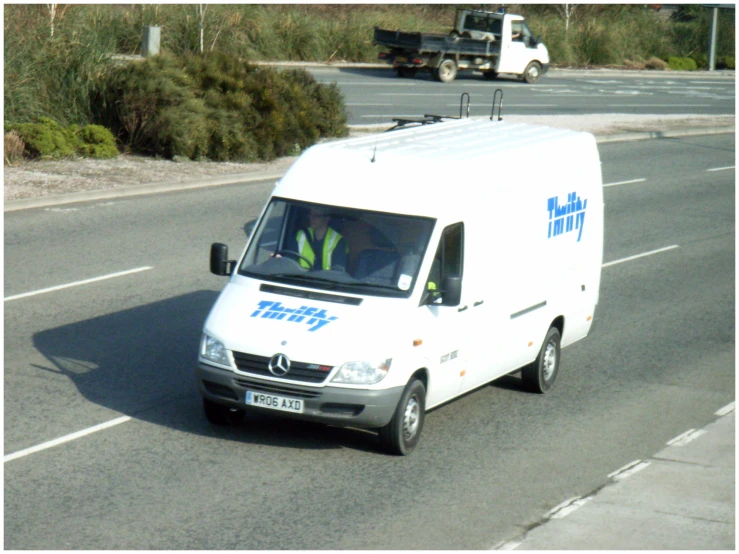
[268,353,291,376]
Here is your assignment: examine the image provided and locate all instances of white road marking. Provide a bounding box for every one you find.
[4,416,132,463]
[707,166,735,172]
[545,496,593,519]
[608,459,651,481]
[715,402,735,416]
[4,266,153,302]
[667,428,707,446]
[603,178,647,188]
[602,245,679,268]
[496,540,523,550]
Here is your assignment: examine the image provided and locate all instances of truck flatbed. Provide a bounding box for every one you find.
[374,28,501,57]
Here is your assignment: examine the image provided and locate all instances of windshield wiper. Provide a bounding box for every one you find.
[269,273,343,289]
[255,272,404,295]
[352,282,400,292]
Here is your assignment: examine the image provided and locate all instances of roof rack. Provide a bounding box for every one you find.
[387,90,503,132]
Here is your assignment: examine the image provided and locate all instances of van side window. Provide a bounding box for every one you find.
[425,222,464,293]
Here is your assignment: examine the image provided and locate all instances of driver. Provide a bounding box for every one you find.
[295,207,348,271]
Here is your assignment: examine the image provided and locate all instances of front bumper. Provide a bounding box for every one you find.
[197,362,404,429]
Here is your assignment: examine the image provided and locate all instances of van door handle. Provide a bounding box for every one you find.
[474,300,484,307]
[458,305,468,312]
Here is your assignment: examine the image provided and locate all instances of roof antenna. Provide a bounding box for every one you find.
[371,141,377,163]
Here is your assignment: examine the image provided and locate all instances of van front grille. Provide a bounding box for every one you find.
[234,377,323,399]
[232,352,332,384]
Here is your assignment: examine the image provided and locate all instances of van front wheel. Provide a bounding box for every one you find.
[523,61,542,84]
[521,327,561,393]
[379,379,426,455]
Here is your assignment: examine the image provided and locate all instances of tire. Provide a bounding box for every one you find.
[523,61,542,84]
[483,70,498,80]
[436,58,457,83]
[521,327,561,393]
[203,398,244,426]
[379,378,426,455]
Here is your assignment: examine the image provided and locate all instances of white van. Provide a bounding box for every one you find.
[197,117,604,455]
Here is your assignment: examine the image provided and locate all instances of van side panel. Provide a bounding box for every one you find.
[457,131,603,394]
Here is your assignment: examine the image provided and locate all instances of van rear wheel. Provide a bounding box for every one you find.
[521,327,561,393]
[379,378,426,455]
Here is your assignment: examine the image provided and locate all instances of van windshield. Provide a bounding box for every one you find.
[239,198,435,298]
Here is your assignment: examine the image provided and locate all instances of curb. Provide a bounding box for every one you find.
[5,170,285,213]
[5,127,734,213]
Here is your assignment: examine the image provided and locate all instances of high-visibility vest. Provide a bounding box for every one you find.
[296,227,343,270]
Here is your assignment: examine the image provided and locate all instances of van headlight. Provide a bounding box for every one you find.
[200,334,231,367]
[331,359,392,385]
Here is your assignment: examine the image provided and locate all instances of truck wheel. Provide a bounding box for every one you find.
[483,70,498,80]
[523,61,542,84]
[379,378,426,455]
[436,59,457,83]
[521,327,561,393]
[203,398,244,426]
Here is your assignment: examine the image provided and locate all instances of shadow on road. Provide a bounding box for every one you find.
[336,66,526,85]
[31,290,380,454]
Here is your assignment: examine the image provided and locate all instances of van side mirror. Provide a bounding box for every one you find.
[441,275,463,306]
[210,243,234,276]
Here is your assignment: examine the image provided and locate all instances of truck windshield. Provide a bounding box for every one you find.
[239,198,435,298]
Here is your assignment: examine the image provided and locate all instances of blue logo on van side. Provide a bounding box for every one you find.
[251,300,337,332]
[548,192,587,242]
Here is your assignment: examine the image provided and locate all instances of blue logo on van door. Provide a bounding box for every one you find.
[251,300,337,332]
[548,192,587,242]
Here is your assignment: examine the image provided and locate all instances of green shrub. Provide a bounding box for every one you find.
[93,52,347,161]
[718,55,735,69]
[10,117,78,158]
[691,52,708,69]
[668,56,698,71]
[7,119,118,159]
[78,124,119,158]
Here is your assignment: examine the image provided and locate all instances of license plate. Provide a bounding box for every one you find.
[246,391,304,414]
[396,56,408,63]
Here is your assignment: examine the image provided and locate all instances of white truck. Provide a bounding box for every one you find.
[197,103,603,455]
[375,9,550,83]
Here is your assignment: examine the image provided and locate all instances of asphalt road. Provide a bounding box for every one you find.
[305,67,736,123]
[4,134,735,549]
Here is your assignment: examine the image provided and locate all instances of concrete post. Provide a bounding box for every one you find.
[142,26,161,57]
[708,8,718,71]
